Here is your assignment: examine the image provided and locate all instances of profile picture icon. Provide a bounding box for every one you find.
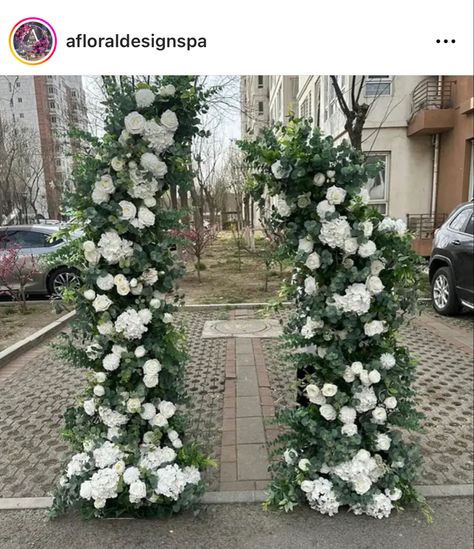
[9,18,57,65]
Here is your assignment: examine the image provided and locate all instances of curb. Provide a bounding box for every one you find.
[182,302,292,311]
[0,310,75,369]
[0,484,472,510]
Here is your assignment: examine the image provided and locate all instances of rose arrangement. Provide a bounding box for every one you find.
[51,77,214,518]
[239,120,425,519]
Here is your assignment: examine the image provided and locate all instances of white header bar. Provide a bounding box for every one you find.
[0,0,472,74]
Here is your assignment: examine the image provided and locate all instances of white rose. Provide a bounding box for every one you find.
[96,274,115,291]
[84,289,96,301]
[92,187,109,205]
[144,197,157,208]
[343,258,354,269]
[112,345,127,357]
[114,460,125,474]
[283,448,298,465]
[297,193,311,209]
[358,188,370,205]
[151,413,168,427]
[140,152,168,178]
[143,374,159,388]
[366,276,384,295]
[98,321,114,336]
[384,396,397,409]
[131,283,143,296]
[298,237,314,254]
[276,196,292,217]
[316,200,335,219]
[119,200,137,221]
[160,109,179,132]
[118,130,130,146]
[313,173,326,186]
[368,369,381,384]
[339,406,356,424]
[103,353,120,371]
[304,276,318,295]
[358,240,377,258]
[351,362,364,375]
[370,260,385,276]
[137,207,155,228]
[83,241,96,253]
[140,403,156,421]
[85,249,101,265]
[319,404,337,421]
[143,359,162,376]
[114,274,130,296]
[129,480,147,502]
[127,398,142,414]
[386,488,402,501]
[135,346,147,358]
[124,111,146,135]
[305,252,321,270]
[375,434,391,451]
[341,423,358,437]
[150,298,161,309]
[359,369,371,386]
[326,185,347,205]
[111,157,124,172]
[163,313,173,324]
[135,88,155,109]
[93,385,105,397]
[322,383,338,397]
[79,481,92,499]
[167,430,179,442]
[326,170,336,179]
[159,401,176,419]
[271,160,290,180]
[159,84,176,97]
[172,438,183,449]
[96,175,115,194]
[372,406,387,424]
[364,320,386,337]
[123,466,140,485]
[353,477,372,495]
[343,367,356,382]
[343,238,358,255]
[380,353,396,369]
[305,384,320,403]
[360,221,373,238]
[93,295,113,312]
[83,399,96,416]
[298,459,311,472]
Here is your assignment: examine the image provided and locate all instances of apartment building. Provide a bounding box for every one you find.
[240,75,270,138]
[0,75,88,222]
[241,74,474,254]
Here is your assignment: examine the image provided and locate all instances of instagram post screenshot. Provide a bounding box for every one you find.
[0,1,473,548]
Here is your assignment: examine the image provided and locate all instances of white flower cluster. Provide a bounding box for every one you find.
[332,449,384,495]
[301,317,323,339]
[300,477,340,516]
[114,308,152,340]
[318,217,351,249]
[92,175,115,205]
[378,217,407,236]
[94,231,134,265]
[333,283,371,315]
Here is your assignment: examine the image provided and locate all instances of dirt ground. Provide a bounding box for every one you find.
[0,302,60,351]
[179,231,289,304]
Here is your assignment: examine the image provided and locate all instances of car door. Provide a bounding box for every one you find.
[450,207,474,303]
[454,211,474,304]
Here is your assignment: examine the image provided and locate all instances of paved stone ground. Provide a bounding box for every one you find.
[0,305,472,499]
[263,307,474,486]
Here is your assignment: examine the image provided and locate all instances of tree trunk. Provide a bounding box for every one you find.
[169,183,178,210]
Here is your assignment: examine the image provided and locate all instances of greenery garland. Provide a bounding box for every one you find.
[51,77,215,518]
[239,120,426,519]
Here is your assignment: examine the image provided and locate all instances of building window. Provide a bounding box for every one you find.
[51,115,57,124]
[364,153,390,214]
[17,97,23,103]
[366,76,392,97]
[258,101,264,115]
[19,113,24,119]
[257,76,264,89]
[299,91,312,120]
[56,158,62,166]
[49,100,56,109]
[16,81,20,88]
[48,86,55,94]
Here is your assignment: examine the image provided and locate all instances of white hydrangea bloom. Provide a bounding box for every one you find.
[319,217,352,249]
[135,88,155,109]
[333,283,371,315]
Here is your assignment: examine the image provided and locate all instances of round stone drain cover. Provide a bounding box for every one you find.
[213,319,269,335]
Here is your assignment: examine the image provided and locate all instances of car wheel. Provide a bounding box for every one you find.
[48,268,80,298]
[431,266,461,315]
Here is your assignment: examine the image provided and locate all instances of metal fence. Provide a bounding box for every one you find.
[410,78,454,118]
[406,213,448,239]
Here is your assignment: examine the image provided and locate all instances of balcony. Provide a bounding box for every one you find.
[407,78,455,136]
[407,213,448,256]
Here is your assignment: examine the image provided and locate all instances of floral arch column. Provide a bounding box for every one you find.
[240,121,424,519]
[52,78,213,518]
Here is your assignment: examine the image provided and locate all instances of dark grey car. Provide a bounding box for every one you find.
[429,201,474,315]
[0,224,80,297]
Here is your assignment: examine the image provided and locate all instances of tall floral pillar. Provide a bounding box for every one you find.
[240,121,423,519]
[52,78,211,518]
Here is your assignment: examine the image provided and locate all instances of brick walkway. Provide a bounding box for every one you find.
[218,309,279,491]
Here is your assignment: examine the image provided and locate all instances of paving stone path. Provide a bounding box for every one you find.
[0,305,472,498]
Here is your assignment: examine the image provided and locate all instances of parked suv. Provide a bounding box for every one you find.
[429,201,474,315]
[0,224,80,298]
